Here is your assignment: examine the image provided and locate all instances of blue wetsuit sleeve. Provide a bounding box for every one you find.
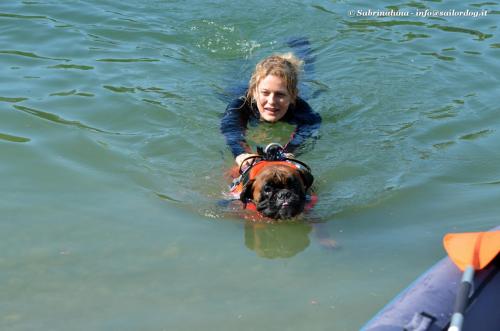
[220,98,252,157]
[283,98,322,156]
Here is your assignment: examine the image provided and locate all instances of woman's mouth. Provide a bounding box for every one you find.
[265,107,279,113]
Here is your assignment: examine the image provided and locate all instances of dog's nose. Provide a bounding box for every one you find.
[277,190,292,200]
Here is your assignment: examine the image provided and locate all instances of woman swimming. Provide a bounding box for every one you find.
[220,52,321,167]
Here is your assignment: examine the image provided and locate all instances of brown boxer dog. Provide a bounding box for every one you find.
[239,162,314,219]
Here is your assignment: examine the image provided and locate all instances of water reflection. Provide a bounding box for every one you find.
[244,221,312,259]
[244,221,337,259]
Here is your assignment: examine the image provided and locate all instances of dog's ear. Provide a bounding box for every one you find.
[240,180,255,203]
[299,169,314,190]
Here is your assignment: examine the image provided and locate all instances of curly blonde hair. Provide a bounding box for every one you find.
[246,53,303,105]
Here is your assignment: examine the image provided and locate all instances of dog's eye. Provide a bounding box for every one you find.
[263,185,273,194]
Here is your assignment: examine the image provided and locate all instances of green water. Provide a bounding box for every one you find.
[1,1,499,330]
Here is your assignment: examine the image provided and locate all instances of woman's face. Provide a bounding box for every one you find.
[254,75,291,122]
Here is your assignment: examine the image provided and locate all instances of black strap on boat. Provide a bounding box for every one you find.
[404,311,439,331]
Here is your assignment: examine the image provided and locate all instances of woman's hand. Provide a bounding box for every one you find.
[235,153,259,168]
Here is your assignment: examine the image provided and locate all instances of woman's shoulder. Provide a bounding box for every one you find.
[294,96,312,110]
[292,97,318,116]
[287,97,321,123]
[227,95,249,110]
[223,96,255,122]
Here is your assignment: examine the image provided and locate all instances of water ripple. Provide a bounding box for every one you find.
[155,192,182,203]
[102,85,182,99]
[13,104,108,134]
[421,52,455,61]
[48,64,94,70]
[0,96,28,103]
[103,85,135,93]
[427,24,493,40]
[49,90,94,97]
[0,132,30,143]
[0,50,70,62]
[96,58,159,62]
[345,19,426,29]
[459,129,494,140]
[343,19,493,41]
[311,4,337,15]
[399,32,431,42]
[0,12,57,23]
[433,141,456,149]
[481,180,500,185]
[470,2,499,8]
[426,105,458,119]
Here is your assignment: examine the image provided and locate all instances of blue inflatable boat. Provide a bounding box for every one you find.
[361,226,500,331]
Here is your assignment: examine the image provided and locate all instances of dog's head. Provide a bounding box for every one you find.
[240,163,314,219]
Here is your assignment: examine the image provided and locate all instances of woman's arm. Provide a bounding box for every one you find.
[220,97,253,158]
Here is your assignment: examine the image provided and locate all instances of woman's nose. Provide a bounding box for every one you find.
[267,94,276,105]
